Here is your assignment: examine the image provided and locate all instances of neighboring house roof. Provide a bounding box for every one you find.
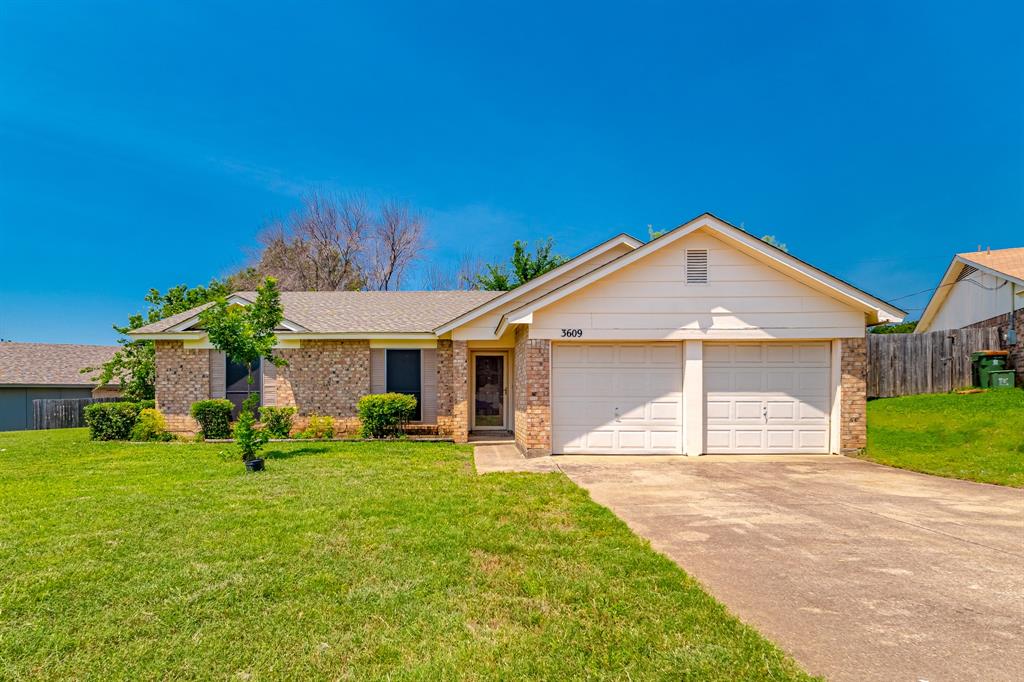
[0,342,119,387]
[492,213,906,333]
[916,247,1024,333]
[131,291,503,336]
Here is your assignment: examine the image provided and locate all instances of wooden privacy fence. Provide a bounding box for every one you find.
[867,327,1002,398]
[32,397,122,430]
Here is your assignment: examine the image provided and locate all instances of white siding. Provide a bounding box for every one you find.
[452,244,634,339]
[929,271,1014,331]
[531,231,866,340]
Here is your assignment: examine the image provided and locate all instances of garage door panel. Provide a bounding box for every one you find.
[553,343,682,455]
[705,342,831,454]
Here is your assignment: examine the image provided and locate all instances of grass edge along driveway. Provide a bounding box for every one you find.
[862,389,1024,487]
[0,429,815,680]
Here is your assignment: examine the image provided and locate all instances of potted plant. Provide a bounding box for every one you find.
[235,393,269,471]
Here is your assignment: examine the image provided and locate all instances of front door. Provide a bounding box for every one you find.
[473,354,506,430]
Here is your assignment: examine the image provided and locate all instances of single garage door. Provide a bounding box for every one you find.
[552,343,682,454]
[704,342,831,454]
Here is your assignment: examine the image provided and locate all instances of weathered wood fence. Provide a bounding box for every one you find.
[32,397,122,430]
[867,328,1002,398]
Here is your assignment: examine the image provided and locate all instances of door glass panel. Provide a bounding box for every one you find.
[225,357,261,418]
[474,356,504,427]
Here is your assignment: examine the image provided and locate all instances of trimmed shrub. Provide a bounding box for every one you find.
[358,393,417,438]
[298,414,335,440]
[84,401,146,441]
[259,406,297,438]
[190,399,234,439]
[131,408,172,442]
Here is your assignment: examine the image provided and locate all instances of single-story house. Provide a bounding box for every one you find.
[0,342,122,431]
[130,213,905,456]
[915,247,1023,379]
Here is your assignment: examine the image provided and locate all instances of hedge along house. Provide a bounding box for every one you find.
[131,214,905,456]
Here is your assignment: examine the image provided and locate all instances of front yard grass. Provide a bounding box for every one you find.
[0,429,812,680]
[863,389,1024,487]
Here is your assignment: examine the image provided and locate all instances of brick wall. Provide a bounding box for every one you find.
[513,326,551,457]
[450,341,469,443]
[155,341,210,432]
[275,340,370,435]
[966,309,1023,384]
[840,337,867,453]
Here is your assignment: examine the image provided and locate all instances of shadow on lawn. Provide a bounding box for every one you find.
[263,446,330,460]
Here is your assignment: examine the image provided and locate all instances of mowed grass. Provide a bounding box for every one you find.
[863,389,1024,487]
[0,429,812,680]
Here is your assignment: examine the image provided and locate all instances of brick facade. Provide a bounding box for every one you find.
[513,326,551,457]
[275,340,370,435]
[155,341,210,432]
[966,309,1023,385]
[450,341,469,443]
[840,337,868,453]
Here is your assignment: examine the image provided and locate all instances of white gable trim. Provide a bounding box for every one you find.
[433,233,642,335]
[499,213,905,330]
[915,255,1024,333]
[165,294,308,334]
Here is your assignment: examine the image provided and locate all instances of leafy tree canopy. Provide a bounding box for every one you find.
[476,239,568,291]
[85,280,232,401]
[200,277,288,384]
[869,321,918,334]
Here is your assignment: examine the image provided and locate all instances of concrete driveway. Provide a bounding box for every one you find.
[475,447,1024,681]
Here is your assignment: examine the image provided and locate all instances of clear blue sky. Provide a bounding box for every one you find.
[1,1,1021,344]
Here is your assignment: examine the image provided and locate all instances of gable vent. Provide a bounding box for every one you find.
[955,264,978,282]
[686,249,709,284]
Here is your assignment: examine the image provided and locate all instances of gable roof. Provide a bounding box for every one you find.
[915,247,1024,333]
[496,213,906,332]
[130,291,502,336]
[433,233,642,335]
[0,342,119,387]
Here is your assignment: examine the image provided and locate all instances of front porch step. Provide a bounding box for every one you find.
[469,430,514,444]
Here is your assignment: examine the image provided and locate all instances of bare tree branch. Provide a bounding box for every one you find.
[367,200,424,291]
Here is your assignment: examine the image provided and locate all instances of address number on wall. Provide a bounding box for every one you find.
[560,329,583,338]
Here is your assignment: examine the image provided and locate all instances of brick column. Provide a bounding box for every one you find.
[513,327,551,457]
[450,340,469,443]
[840,337,867,453]
[154,341,210,433]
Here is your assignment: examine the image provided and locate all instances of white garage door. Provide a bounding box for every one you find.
[552,343,683,454]
[704,342,831,454]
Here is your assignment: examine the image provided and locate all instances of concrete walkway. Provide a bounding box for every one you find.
[475,444,1024,681]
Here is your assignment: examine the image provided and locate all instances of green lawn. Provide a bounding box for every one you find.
[0,429,811,680]
[863,389,1024,487]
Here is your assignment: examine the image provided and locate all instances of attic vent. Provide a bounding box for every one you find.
[686,249,709,284]
[956,265,978,282]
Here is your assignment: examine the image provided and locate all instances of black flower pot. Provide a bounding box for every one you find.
[245,458,265,472]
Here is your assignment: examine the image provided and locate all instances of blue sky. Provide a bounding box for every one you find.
[1,1,1021,344]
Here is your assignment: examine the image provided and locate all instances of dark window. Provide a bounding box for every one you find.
[226,357,261,418]
[385,349,421,421]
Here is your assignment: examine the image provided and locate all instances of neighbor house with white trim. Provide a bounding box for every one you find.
[131,213,905,455]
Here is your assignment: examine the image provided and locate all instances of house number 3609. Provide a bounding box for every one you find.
[560,329,583,338]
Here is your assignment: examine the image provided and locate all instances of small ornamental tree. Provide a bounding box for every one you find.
[200,277,288,386]
[234,393,269,462]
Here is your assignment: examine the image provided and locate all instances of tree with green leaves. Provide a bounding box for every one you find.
[476,238,568,291]
[84,281,232,400]
[200,277,289,385]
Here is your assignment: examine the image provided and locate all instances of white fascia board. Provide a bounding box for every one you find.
[135,331,438,342]
[501,214,907,325]
[914,258,962,333]
[432,233,642,335]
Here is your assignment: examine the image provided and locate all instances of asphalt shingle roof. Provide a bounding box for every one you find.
[0,342,119,386]
[131,291,503,335]
[958,247,1024,281]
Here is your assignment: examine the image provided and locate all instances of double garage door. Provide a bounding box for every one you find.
[551,342,831,455]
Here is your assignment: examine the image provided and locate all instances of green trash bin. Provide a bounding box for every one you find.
[971,350,1010,388]
[988,370,1016,389]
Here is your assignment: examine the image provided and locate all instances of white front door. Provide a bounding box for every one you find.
[551,343,683,454]
[704,342,831,454]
